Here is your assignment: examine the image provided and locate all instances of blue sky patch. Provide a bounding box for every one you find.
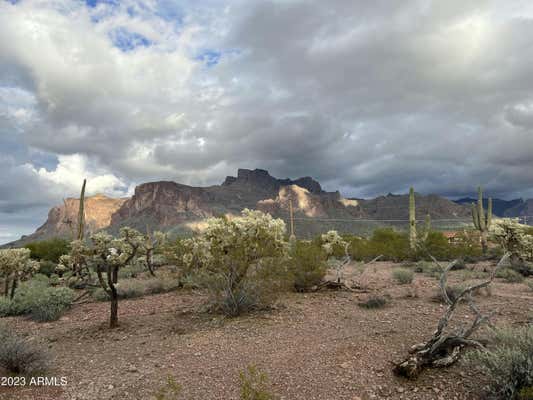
[109,27,152,52]
[85,0,119,8]
[196,49,222,67]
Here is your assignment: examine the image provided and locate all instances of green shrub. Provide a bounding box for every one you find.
[239,365,277,400]
[526,280,533,292]
[6,279,74,321]
[92,276,180,301]
[431,285,465,304]
[0,324,51,374]
[0,297,11,317]
[496,268,525,283]
[392,268,414,284]
[154,376,182,400]
[37,260,58,277]
[25,238,70,263]
[412,261,442,279]
[30,286,75,322]
[468,326,533,399]
[519,387,533,400]
[358,295,389,309]
[288,241,327,291]
[182,210,290,317]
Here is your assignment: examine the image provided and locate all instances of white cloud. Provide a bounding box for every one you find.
[1,0,533,242]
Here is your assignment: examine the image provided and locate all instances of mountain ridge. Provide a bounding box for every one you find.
[9,168,531,245]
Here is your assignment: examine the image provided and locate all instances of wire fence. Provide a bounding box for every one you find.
[276,214,533,239]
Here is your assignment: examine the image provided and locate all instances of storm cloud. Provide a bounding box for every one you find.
[1,0,533,242]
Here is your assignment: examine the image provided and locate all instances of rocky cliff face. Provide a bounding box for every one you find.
[21,194,126,243]
[14,169,494,244]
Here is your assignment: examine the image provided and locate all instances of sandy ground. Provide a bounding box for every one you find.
[1,261,532,400]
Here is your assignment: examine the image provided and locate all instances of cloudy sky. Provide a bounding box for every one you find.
[1,0,533,243]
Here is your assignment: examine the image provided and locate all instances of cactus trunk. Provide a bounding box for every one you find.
[409,187,417,251]
[77,179,86,241]
[471,186,492,254]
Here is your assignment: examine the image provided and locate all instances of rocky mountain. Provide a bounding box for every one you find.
[454,197,533,222]
[16,195,126,244]
[11,168,480,244]
[454,197,524,217]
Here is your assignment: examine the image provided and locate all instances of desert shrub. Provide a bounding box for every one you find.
[37,260,58,277]
[451,258,466,270]
[412,261,442,279]
[25,238,70,263]
[0,324,51,374]
[468,326,533,399]
[0,297,11,317]
[527,280,533,292]
[358,295,389,309]
[6,279,74,321]
[118,261,146,279]
[182,210,289,317]
[496,268,525,283]
[154,376,182,400]
[30,286,75,322]
[347,228,409,262]
[392,268,414,284]
[460,269,490,281]
[431,285,465,303]
[239,365,277,400]
[288,241,327,291]
[92,276,180,301]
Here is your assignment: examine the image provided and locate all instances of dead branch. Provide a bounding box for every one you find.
[393,253,510,379]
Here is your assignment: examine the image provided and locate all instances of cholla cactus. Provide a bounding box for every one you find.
[0,248,39,298]
[90,227,144,327]
[472,186,492,254]
[321,230,349,283]
[57,240,91,286]
[143,229,166,276]
[182,209,288,316]
[491,219,533,263]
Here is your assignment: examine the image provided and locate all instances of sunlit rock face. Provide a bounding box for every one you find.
[10,169,478,244]
[29,194,126,241]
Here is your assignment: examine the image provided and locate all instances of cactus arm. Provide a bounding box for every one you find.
[477,186,486,231]
[486,197,492,229]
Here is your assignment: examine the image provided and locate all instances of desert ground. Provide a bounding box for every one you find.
[1,261,532,400]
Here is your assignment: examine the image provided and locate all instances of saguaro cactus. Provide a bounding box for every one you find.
[471,186,492,254]
[409,187,417,251]
[77,179,86,241]
[288,195,296,242]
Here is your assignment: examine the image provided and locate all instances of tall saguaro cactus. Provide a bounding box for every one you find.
[409,187,417,251]
[471,186,492,254]
[289,196,296,241]
[77,179,87,241]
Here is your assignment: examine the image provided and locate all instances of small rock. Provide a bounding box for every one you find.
[127,365,139,373]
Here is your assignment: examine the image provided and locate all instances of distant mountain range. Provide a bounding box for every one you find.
[453,197,533,221]
[7,168,532,246]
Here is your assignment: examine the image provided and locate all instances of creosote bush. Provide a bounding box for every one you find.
[0,324,51,375]
[496,268,525,283]
[239,365,277,400]
[358,295,389,309]
[288,240,327,291]
[468,326,533,399]
[392,268,414,284]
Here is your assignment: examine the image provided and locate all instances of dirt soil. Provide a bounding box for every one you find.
[1,261,532,400]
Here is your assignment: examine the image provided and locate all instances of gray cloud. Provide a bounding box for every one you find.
[1,0,533,242]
